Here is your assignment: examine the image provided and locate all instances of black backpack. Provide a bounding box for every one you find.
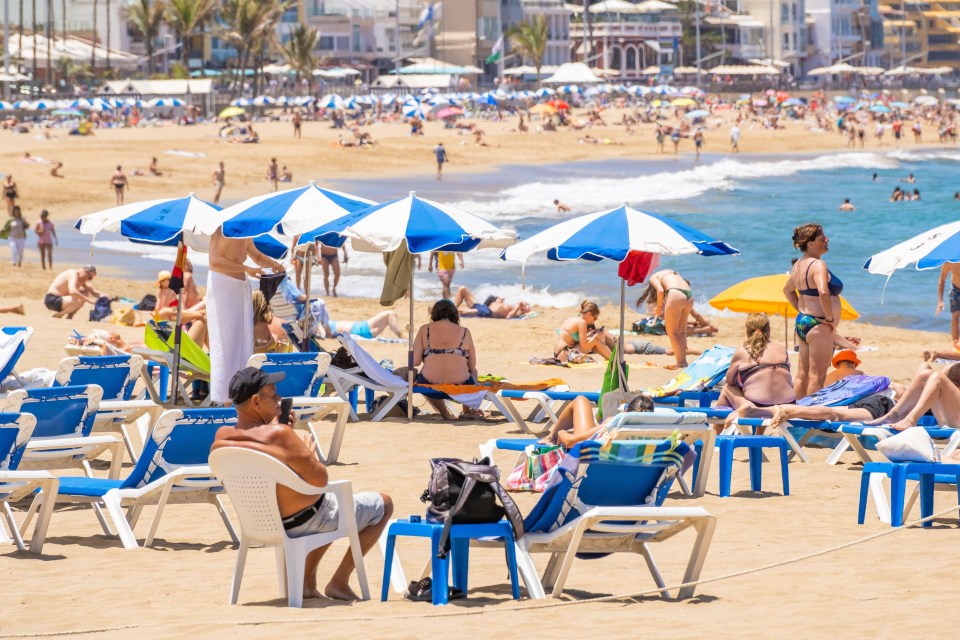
[421,457,525,558]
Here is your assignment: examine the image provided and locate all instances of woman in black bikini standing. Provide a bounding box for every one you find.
[647,269,695,369]
[3,175,18,215]
[716,313,795,430]
[110,166,129,205]
[784,223,843,398]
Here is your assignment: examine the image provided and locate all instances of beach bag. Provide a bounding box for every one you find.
[89,296,113,322]
[421,457,524,558]
[633,317,666,336]
[109,307,137,326]
[506,445,565,492]
[876,427,940,463]
[135,294,157,311]
[0,220,10,240]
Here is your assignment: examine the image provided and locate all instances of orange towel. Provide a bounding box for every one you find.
[419,377,567,396]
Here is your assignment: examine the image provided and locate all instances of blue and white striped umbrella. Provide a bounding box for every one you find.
[502,205,737,385]
[864,219,960,277]
[210,180,375,240]
[230,97,252,107]
[296,191,517,419]
[557,84,581,95]
[500,205,738,264]
[402,102,429,118]
[0,101,13,110]
[536,87,556,98]
[318,93,344,109]
[251,95,276,106]
[12,100,31,109]
[274,95,291,106]
[124,97,144,108]
[70,98,94,109]
[147,97,186,108]
[29,99,55,111]
[297,191,517,253]
[75,193,287,258]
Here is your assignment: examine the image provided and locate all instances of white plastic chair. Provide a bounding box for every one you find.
[209,447,370,607]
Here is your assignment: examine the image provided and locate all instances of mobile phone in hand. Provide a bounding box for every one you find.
[279,398,293,425]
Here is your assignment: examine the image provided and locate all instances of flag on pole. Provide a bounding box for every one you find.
[169,241,188,294]
[486,35,503,64]
[414,2,438,45]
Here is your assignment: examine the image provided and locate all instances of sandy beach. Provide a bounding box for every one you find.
[1,113,959,638]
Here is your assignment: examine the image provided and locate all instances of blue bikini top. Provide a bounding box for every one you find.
[797,259,843,297]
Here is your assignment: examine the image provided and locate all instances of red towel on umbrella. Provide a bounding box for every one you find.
[618,251,659,286]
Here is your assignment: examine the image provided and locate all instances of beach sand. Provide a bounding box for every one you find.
[1,115,958,637]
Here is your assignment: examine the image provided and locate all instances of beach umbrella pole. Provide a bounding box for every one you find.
[407,254,415,421]
[301,243,314,351]
[171,288,184,405]
[618,277,628,391]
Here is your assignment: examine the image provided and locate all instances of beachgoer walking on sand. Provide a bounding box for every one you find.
[429,250,463,299]
[206,228,285,403]
[45,265,104,319]
[3,175,18,214]
[655,125,665,153]
[729,125,740,152]
[267,158,280,191]
[936,263,960,342]
[319,243,347,297]
[693,128,704,160]
[111,166,129,205]
[35,210,56,270]
[434,143,447,179]
[211,367,392,601]
[554,199,571,213]
[6,206,28,267]
[292,110,302,139]
[212,162,226,205]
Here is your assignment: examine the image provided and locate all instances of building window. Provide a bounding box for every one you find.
[477,17,498,41]
[352,25,361,52]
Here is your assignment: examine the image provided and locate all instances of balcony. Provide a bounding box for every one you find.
[570,21,683,39]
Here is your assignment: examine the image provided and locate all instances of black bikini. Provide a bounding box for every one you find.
[423,326,469,359]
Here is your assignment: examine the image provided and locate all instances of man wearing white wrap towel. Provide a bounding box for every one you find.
[207,228,285,403]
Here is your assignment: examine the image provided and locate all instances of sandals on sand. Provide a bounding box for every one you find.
[404,578,465,603]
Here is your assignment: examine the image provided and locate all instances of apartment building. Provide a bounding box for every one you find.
[878,0,960,69]
[502,0,571,68]
[741,0,810,71]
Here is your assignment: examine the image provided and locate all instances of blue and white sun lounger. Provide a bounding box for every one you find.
[0,411,58,554]
[246,352,350,464]
[0,327,34,389]
[31,408,239,549]
[513,440,715,599]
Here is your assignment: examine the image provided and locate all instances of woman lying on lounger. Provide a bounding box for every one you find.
[539,393,655,448]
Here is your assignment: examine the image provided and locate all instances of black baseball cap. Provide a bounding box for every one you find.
[228,367,285,405]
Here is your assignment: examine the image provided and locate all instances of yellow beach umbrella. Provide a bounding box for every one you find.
[709,274,859,344]
[671,97,698,107]
[529,103,558,115]
[218,105,246,119]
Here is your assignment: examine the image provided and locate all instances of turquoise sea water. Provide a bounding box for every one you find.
[68,147,960,332]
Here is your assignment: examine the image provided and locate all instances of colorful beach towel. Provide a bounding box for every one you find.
[798,375,890,407]
[644,345,735,398]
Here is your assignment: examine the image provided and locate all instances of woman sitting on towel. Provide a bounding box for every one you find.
[553,300,612,363]
[539,394,654,448]
[716,313,796,431]
[397,299,479,420]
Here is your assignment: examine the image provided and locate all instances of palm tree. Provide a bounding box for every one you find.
[129,0,166,75]
[281,24,318,85]
[218,0,288,97]
[507,16,548,82]
[166,0,214,72]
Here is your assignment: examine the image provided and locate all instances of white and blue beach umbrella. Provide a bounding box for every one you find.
[251,95,276,106]
[147,97,186,108]
[318,94,344,109]
[297,191,517,254]
[501,205,738,386]
[12,100,31,109]
[69,98,93,109]
[558,84,581,95]
[230,97,252,107]
[0,101,13,110]
[29,99,55,111]
[210,180,375,240]
[402,102,429,118]
[864,219,960,277]
[297,191,517,419]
